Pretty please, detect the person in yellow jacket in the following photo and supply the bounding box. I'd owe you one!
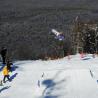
[2,65,11,83]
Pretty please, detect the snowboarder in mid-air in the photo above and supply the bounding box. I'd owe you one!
[0,47,7,64]
[51,29,65,41]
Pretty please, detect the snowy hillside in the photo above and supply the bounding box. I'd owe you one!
[0,54,98,98]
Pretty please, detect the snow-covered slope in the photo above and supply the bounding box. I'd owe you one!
[0,54,98,98]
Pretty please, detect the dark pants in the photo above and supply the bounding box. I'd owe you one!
[2,56,6,64]
[3,75,10,83]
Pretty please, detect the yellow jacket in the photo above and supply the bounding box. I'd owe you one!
[2,66,9,75]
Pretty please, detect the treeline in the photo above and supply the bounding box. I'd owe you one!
[0,8,98,60]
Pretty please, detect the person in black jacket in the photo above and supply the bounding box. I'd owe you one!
[6,60,12,72]
[0,47,7,64]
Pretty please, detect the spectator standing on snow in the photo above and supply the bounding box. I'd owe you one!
[0,47,7,64]
[6,60,12,72]
[2,64,11,83]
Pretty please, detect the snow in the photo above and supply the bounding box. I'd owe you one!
[0,54,98,98]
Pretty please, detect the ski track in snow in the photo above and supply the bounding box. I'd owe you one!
[0,54,98,98]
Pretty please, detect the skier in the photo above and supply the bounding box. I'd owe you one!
[2,64,11,83]
[0,47,7,64]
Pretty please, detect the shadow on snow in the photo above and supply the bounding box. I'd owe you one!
[11,66,19,72]
[0,86,11,93]
[5,73,18,83]
[10,73,18,81]
[41,71,67,98]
